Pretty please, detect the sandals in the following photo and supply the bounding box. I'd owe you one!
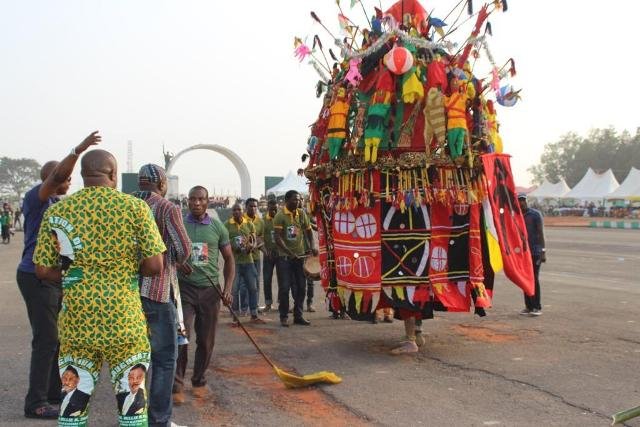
[390,340,419,355]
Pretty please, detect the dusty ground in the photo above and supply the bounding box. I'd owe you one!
[1,226,639,426]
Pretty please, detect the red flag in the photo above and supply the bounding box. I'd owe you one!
[480,154,534,296]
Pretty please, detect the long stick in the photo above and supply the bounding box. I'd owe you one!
[314,35,333,72]
[203,272,279,370]
[358,0,372,27]
[612,405,640,425]
[311,11,339,40]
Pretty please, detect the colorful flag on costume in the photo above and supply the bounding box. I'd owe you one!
[480,153,534,296]
[338,14,349,31]
[482,195,503,272]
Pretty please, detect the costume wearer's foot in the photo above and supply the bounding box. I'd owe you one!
[257,305,266,314]
[519,308,531,315]
[306,304,316,313]
[415,331,426,347]
[172,391,185,406]
[25,405,59,419]
[390,340,419,355]
[251,316,267,324]
[280,318,289,327]
[293,317,311,326]
[191,385,210,399]
[529,309,542,316]
[263,304,272,312]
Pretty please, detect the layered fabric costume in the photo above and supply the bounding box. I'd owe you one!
[298,0,528,323]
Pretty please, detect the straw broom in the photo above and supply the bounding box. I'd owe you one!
[201,271,342,388]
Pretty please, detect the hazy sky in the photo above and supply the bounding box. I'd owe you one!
[1,0,638,196]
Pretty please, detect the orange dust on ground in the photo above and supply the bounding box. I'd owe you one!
[451,323,523,343]
[214,355,368,427]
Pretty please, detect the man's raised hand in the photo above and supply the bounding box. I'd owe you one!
[75,131,102,155]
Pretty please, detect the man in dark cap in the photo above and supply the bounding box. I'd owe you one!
[518,193,546,316]
[133,164,191,427]
[16,131,100,419]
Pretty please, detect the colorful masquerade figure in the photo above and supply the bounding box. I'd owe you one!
[444,75,469,161]
[364,69,394,163]
[326,86,350,160]
[298,0,525,355]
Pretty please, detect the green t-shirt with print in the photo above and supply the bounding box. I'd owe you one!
[244,214,264,260]
[262,214,277,254]
[273,207,311,257]
[225,217,255,265]
[180,216,230,287]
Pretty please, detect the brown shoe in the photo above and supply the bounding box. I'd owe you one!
[172,391,185,406]
[191,385,210,399]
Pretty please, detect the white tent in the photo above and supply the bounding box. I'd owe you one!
[563,168,619,201]
[528,178,571,199]
[607,167,640,200]
[266,171,309,196]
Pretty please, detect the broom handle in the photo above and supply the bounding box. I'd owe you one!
[202,272,279,371]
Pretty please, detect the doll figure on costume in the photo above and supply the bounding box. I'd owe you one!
[444,75,469,161]
[485,100,503,153]
[364,69,394,163]
[326,86,350,159]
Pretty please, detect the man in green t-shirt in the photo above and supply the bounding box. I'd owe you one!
[173,186,234,404]
[226,203,264,324]
[244,197,265,312]
[273,190,318,327]
[261,199,279,311]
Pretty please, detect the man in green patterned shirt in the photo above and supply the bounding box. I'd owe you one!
[34,150,166,427]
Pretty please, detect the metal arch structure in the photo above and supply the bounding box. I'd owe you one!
[165,144,251,199]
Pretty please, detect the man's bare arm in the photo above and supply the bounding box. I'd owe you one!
[38,131,101,202]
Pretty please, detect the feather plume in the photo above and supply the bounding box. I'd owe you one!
[485,22,492,36]
[310,11,321,24]
[329,48,338,61]
[467,0,473,15]
[502,0,508,12]
[314,35,324,50]
[509,58,516,76]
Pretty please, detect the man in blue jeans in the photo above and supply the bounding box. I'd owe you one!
[134,164,192,427]
[261,199,279,312]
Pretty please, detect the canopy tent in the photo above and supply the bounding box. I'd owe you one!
[563,168,619,201]
[266,171,309,196]
[607,167,640,200]
[528,179,571,199]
